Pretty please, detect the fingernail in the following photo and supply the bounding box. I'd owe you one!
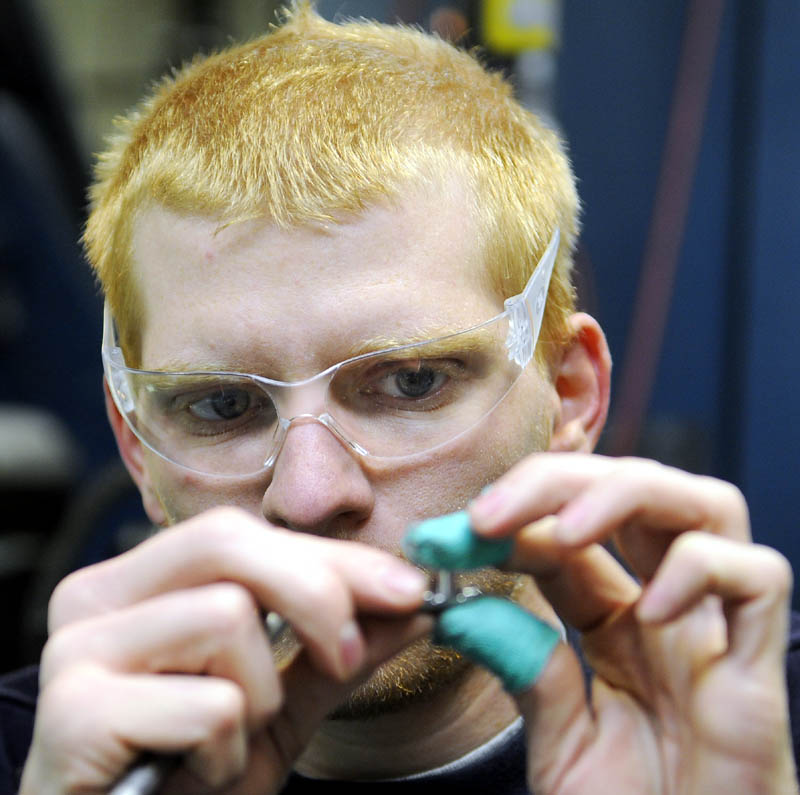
[379,563,428,597]
[339,620,364,676]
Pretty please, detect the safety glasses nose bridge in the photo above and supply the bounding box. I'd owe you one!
[256,372,371,470]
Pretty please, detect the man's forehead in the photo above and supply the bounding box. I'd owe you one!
[140,282,502,375]
[132,184,488,297]
[130,189,500,373]
[130,171,484,282]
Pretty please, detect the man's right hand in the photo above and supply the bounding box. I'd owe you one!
[19,506,431,794]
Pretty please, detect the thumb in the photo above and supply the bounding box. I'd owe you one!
[435,598,595,790]
[433,597,560,692]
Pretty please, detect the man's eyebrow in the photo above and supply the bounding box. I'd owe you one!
[141,357,262,374]
[141,326,503,375]
[344,325,502,360]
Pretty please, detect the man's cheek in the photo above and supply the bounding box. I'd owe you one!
[145,455,266,523]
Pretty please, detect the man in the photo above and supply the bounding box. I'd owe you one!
[2,4,798,793]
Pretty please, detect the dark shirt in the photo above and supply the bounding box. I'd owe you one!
[282,719,527,793]
[0,666,36,795]
[3,613,800,794]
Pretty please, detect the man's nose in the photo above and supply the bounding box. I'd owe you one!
[261,418,374,537]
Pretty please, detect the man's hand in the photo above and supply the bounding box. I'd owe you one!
[19,507,431,794]
[467,453,797,794]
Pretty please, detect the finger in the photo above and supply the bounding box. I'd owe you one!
[469,452,610,536]
[433,598,561,692]
[241,612,435,782]
[556,473,750,590]
[50,507,429,620]
[33,664,249,792]
[636,533,793,667]
[424,595,604,793]
[509,516,641,632]
[557,465,750,547]
[514,643,598,792]
[404,511,641,633]
[42,583,280,732]
[470,454,750,549]
[32,612,433,795]
[49,507,428,680]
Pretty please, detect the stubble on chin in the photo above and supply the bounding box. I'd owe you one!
[329,568,522,720]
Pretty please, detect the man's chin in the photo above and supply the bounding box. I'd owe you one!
[329,568,521,721]
[328,637,471,720]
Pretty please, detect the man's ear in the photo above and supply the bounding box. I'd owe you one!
[103,378,168,526]
[548,312,611,453]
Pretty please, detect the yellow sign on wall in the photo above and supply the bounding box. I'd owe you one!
[482,0,558,55]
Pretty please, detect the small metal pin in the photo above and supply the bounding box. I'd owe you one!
[421,570,482,614]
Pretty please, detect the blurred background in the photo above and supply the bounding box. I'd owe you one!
[1,0,798,673]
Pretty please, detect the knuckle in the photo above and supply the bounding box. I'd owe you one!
[617,455,662,475]
[203,583,260,638]
[48,569,99,630]
[39,627,77,684]
[671,529,706,556]
[758,547,794,598]
[39,620,108,687]
[191,505,259,545]
[204,681,247,737]
[667,531,710,572]
[608,457,666,497]
[38,663,108,733]
[258,682,285,724]
[295,564,349,619]
[617,454,647,468]
[47,575,75,621]
[706,478,749,523]
[205,504,250,523]
[718,478,747,510]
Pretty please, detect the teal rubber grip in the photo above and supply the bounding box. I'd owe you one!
[434,596,560,692]
[404,510,513,570]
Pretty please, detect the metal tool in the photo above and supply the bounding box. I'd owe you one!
[421,570,482,613]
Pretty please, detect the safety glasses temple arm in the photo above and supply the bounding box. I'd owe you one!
[503,227,560,367]
[101,300,125,365]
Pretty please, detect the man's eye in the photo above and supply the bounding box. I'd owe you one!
[187,389,253,420]
[383,366,445,398]
[366,359,467,404]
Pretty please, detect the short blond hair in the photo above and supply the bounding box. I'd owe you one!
[84,3,579,367]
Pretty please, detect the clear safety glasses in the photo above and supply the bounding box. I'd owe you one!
[103,229,559,478]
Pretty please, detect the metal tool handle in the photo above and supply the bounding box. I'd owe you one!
[109,754,179,795]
